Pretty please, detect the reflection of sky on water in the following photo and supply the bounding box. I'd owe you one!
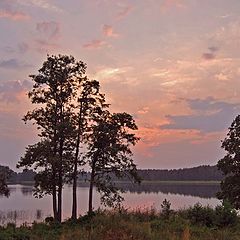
[0,184,221,225]
[122,192,220,211]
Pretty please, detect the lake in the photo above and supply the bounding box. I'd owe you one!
[0,182,221,225]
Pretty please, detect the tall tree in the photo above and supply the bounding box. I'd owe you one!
[86,111,140,213]
[71,79,108,220]
[18,55,86,222]
[217,115,240,209]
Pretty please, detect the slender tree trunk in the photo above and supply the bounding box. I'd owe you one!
[53,99,59,221]
[52,185,58,220]
[57,89,64,223]
[57,137,64,222]
[52,165,57,220]
[71,160,78,220]
[88,161,96,214]
[71,101,83,220]
[57,185,62,222]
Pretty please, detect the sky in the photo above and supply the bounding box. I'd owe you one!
[0,0,240,170]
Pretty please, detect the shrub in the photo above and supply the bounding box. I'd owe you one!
[214,201,238,227]
[185,203,215,227]
[160,199,174,220]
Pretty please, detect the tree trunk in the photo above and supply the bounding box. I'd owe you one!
[57,138,64,222]
[52,101,58,221]
[52,182,58,220]
[57,185,62,222]
[71,101,83,220]
[57,115,64,223]
[71,160,78,220]
[88,162,96,214]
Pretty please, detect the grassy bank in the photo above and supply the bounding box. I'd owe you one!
[0,203,239,240]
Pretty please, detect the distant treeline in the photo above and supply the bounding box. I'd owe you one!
[0,166,35,183]
[137,165,223,181]
[0,164,223,183]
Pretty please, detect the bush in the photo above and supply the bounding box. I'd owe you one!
[215,201,238,227]
[184,203,215,227]
[160,199,174,220]
[180,201,238,228]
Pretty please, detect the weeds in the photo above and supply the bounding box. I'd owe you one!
[0,202,239,240]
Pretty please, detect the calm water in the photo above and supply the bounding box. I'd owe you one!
[0,182,221,225]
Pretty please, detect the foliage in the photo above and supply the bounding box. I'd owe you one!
[17,54,140,221]
[17,54,88,222]
[86,111,140,212]
[179,202,238,228]
[160,199,173,219]
[0,166,13,197]
[214,200,238,227]
[217,115,240,209]
[138,165,223,181]
[183,203,215,227]
[1,207,240,240]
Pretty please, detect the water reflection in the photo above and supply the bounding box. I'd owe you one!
[117,182,220,199]
[21,186,33,196]
[76,181,220,199]
[0,182,220,226]
[0,210,43,226]
[6,182,221,199]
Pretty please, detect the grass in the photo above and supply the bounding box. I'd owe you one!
[0,204,239,240]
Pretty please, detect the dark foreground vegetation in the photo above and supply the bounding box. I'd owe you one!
[0,201,239,240]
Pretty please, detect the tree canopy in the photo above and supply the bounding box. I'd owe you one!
[86,110,140,213]
[217,115,240,209]
[17,54,139,221]
[0,165,13,197]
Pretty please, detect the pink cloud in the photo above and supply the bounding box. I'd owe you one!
[116,5,133,20]
[0,9,29,20]
[83,39,106,50]
[0,80,31,103]
[36,21,60,40]
[102,25,119,38]
[202,53,215,60]
[16,0,63,13]
[161,0,185,12]
[35,39,59,53]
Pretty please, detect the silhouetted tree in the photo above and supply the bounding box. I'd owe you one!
[86,111,140,213]
[18,55,86,222]
[0,166,12,197]
[217,115,240,209]
[71,79,108,220]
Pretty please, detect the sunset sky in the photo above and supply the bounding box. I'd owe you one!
[0,0,240,170]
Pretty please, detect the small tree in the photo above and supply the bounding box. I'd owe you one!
[86,111,140,213]
[217,115,240,209]
[161,199,172,219]
[0,166,12,197]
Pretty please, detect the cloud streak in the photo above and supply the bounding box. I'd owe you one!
[161,98,239,133]
[36,21,60,40]
[160,0,185,12]
[83,39,106,50]
[102,25,119,38]
[0,80,32,103]
[0,9,29,20]
[0,59,32,69]
[35,39,59,53]
[116,5,133,20]
[16,0,63,13]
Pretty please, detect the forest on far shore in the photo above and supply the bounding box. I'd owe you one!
[0,164,223,183]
